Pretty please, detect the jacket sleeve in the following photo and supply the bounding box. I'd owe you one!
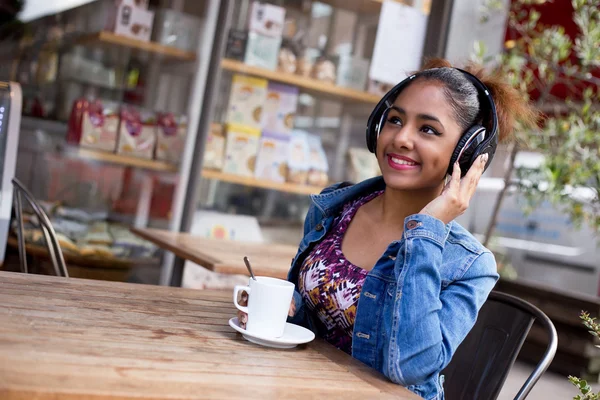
[385,214,499,386]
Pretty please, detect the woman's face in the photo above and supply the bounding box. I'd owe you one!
[376,79,464,191]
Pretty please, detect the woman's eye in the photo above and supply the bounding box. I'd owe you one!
[422,126,441,136]
[387,116,402,126]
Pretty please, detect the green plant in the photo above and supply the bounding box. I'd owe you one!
[474,0,600,247]
[569,312,600,399]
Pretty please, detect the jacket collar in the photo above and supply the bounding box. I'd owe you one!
[310,176,386,218]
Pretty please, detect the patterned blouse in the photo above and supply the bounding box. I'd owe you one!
[298,190,384,354]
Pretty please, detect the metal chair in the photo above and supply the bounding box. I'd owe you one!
[442,291,558,400]
[12,178,68,277]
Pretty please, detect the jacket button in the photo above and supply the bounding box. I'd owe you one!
[406,220,420,230]
[315,223,324,231]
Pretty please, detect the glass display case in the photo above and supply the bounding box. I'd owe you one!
[0,0,219,280]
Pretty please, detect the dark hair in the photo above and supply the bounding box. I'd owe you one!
[415,67,480,133]
[413,58,540,142]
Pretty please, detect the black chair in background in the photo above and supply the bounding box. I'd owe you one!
[12,178,69,277]
[442,291,558,400]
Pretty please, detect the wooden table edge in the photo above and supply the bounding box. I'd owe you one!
[130,227,221,269]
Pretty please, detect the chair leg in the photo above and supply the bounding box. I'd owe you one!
[13,190,27,274]
[41,226,61,277]
[48,232,68,278]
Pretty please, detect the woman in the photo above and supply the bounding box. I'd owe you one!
[239,58,538,400]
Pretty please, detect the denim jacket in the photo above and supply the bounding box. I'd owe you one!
[287,177,499,400]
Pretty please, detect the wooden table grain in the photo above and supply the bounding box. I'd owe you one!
[0,271,420,399]
[131,227,298,279]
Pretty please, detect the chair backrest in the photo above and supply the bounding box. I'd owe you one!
[442,291,557,400]
[12,178,68,277]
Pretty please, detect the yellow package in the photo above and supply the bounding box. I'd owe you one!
[226,74,268,130]
[222,124,261,177]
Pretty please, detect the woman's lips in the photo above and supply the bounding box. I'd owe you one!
[387,154,420,171]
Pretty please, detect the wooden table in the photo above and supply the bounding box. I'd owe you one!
[0,271,420,399]
[131,227,298,280]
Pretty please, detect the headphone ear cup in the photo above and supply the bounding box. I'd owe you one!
[447,125,486,176]
[366,104,389,153]
[366,122,377,153]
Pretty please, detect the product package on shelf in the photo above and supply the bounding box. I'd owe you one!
[225,29,248,61]
[336,55,370,91]
[107,0,155,42]
[261,82,298,135]
[152,9,201,51]
[117,106,156,159]
[255,131,289,183]
[67,97,120,152]
[243,1,285,70]
[204,123,226,170]
[244,32,282,71]
[156,112,187,164]
[286,130,310,185]
[348,147,382,183]
[223,124,261,177]
[306,133,329,187]
[226,74,268,130]
[248,1,286,38]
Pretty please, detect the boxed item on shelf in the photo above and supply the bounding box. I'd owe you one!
[222,124,261,177]
[117,106,156,159]
[255,131,289,183]
[336,55,370,91]
[225,29,248,61]
[305,133,329,187]
[67,98,120,152]
[286,130,310,185]
[244,31,281,71]
[261,82,298,134]
[348,147,382,183]
[155,112,187,164]
[248,1,286,38]
[311,57,337,83]
[152,9,201,51]
[278,46,296,74]
[226,74,268,130]
[204,123,226,170]
[108,0,155,42]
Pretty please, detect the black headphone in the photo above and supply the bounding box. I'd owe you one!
[366,68,499,177]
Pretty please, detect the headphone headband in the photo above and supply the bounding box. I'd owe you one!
[365,67,499,176]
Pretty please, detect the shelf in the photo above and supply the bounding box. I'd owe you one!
[70,148,178,173]
[76,32,197,62]
[220,58,381,104]
[201,169,324,196]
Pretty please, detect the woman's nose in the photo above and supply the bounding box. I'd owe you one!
[392,125,415,150]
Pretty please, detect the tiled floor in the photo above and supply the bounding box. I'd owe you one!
[498,361,579,399]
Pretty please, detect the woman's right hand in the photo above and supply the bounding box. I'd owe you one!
[237,292,297,330]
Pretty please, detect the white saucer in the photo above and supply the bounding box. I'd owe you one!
[228,317,315,349]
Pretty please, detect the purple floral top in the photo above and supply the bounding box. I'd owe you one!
[298,190,383,354]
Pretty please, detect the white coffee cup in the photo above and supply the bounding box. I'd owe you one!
[233,276,295,338]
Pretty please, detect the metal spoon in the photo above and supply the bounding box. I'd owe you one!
[243,256,257,281]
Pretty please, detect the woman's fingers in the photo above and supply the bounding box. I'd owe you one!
[461,154,488,198]
[443,161,461,194]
